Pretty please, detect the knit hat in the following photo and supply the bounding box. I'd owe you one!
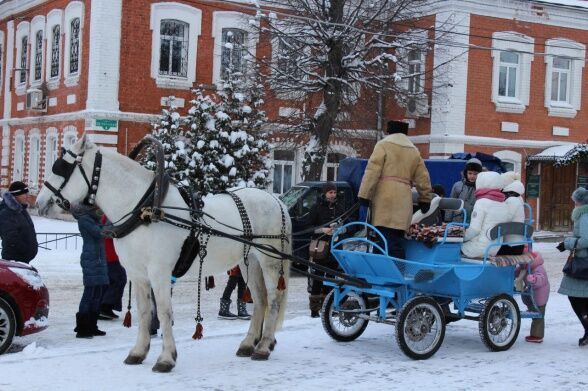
[386,120,409,135]
[572,187,588,205]
[503,180,525,196]
[322,181,337,194]
[8,181,28,196]
[464,158,483,173]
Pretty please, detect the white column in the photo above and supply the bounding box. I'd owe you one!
[429,10,471,157]
[86,0,122,111]
[2,21,15,187]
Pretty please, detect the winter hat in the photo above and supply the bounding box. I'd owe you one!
[464,158,483,173]
[572,187,588,205]
[501,171,520,188]
[386,120,409,135]
[8,181,28,196]
[475,171,503,190]
[322,181,337,194]
[503,180,525,196]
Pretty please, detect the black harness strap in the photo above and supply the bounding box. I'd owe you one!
[228,191,253,265]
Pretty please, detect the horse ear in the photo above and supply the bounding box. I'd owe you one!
[79,133,95,151]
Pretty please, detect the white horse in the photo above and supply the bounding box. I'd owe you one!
[36,135,291,372]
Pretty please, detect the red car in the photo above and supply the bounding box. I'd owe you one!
[0,259,49,354]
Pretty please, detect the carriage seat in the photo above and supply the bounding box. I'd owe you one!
[410,197,465,243]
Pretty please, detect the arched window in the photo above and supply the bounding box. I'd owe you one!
[50,25,60,78]
[159,19,189,77]
[69,17,80,74]
[45,131,59,178]
[28,134,41,190]
[13,135,25,181]
[34,30,43,81]
[20,36,28,84]
[221,28,247,79]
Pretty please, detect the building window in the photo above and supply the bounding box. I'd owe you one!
[20,36,28,84]
[550,57,570,103]
[13,136,25,181]
[221,28,247,79]
[45,134,58,178]
[272,149,295,194]
[276,38,301,78]
[69,18,80,74]
[34,30,43,81]
[408,49,422,94]
[50,25,60,78]
[28,136,40,189]
[62,127,77,149]
[158,19,189,78]
[498,51,519,98]
[323,153,346,181]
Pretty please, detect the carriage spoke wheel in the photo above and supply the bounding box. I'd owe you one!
[322,290,369,342]
[0,298,17,355]
[396,296,445,360]
[479,294,520,352]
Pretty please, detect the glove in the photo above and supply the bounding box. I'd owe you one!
[556,242,565,252]
[526,274,537,285]
[358,197,370,207]
[419,202,431,214]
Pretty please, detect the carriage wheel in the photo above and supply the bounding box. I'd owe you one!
[478,294,520,352]
[321,290,369,342]
[396,296,445,360]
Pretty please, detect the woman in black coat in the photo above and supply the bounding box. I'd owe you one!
[0,182,38,263]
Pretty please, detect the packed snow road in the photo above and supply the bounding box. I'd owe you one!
[0,217,586,390]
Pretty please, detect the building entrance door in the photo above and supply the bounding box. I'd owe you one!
[540,163,576,231]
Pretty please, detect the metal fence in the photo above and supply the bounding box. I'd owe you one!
[35,232,82,251]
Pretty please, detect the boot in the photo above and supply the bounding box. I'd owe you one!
[309,295,324,318]
[579,314,588,347]
[75,313,94,339]
[99,304,118,320]
[237,300,251,320]
[218,298,237,320]
[91,313,107,336]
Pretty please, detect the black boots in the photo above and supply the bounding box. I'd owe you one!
[237,300,251,320]
[74,312,106,338]
[218,298,237,320]
[579,314,588,347]
[309,295,324,318]
[99,304,119,320]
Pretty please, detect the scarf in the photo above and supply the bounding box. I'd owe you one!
[571,204,588,222]
[475,188,506,202]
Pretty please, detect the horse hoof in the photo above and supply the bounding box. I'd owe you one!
[251,351,270,361]
[236,346,254,357]
[269,339,277,351]
[152,361,174,373]
[124,355,144,365]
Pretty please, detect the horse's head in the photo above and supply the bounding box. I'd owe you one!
[36,134,99,217]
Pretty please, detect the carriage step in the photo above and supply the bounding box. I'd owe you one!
[520,311,543,319]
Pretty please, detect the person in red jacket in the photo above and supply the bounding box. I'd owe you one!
[99,215,128,320]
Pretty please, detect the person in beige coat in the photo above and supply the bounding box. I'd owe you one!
[358,120,433,258]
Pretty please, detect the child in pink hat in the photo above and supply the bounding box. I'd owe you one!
[516,251,550,343]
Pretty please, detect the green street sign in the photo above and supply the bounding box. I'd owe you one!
[526,175,540,198]
[96,119,118,130]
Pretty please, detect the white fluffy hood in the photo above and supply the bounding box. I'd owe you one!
[503,180,525,195]
[475,171,504,190]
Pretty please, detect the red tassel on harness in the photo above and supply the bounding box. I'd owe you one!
[277,275,286,291]
[123,310,132,328]
[192,322,203,340]
[242,287,252,303]
[205,276,215,290]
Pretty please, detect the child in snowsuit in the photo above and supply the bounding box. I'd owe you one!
[516,251,550,343]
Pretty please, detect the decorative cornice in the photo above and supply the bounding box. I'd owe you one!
[410,134,577,149]
[0,110,158,126]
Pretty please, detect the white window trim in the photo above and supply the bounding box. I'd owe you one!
[150,2,202,90]
[395,29,429,117]
[15,21,30,95]
[491,32,534,114]
[271,148,296,194]
[64,1,84,87]
[544,38,585,118]
[211,11,259,86]
[320,144,357,181]
[45,9,63,90]
[62,125,78,148]
[29,15,45,87]
[28,129,41,192]
[493,150,522,175]
[13,130,25,182]
[44,127,58,179]
[0,30,4,94]
[270,34,309,101]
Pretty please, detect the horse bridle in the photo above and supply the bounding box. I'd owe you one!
[43,148,103,211]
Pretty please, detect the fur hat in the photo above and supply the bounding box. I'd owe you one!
[464,158,483,174]
[572,187,588,205]
[386,120,409,135]
[503,180,525,196]
[322,181,337,194]
[8,181,28,196]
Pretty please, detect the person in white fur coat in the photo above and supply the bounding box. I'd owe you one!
[461,171,511,258]
[498,172,527,255]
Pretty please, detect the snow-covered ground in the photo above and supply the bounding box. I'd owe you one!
[1,216,587,390]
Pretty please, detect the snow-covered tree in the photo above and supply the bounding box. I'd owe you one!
[252,0,452,180]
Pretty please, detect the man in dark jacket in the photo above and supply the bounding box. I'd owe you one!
[308,182,345,317]
[445,158,483,223]
[0,181,38,263]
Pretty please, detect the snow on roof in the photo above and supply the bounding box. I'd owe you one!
[529,144,578,160]
[533,0,588,10]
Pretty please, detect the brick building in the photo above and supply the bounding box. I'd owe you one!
[0,0,587,229]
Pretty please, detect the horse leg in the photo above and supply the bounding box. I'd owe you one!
[150,276,176,373]
[124,280,152,365]
[251,257,289,361]
[236,259,267,357]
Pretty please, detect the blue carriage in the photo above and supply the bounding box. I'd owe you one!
[321,198,541,360]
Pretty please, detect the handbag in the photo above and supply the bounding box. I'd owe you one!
[563,248,588,280]
[309,239,330,260]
